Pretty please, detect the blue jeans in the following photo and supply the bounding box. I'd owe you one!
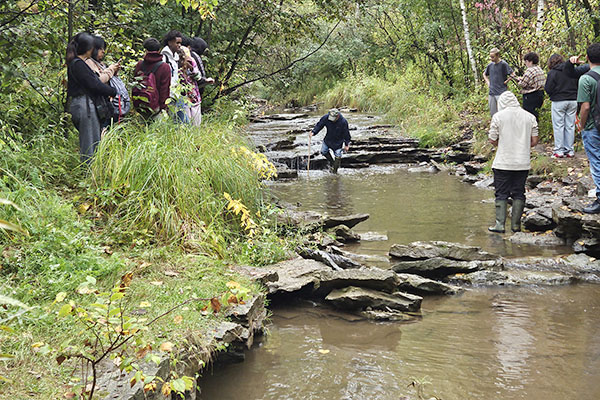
[321,142,343,158]
[583,127,600,197]
[551,100,577,156]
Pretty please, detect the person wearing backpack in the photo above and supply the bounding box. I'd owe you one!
[66,32,117,164]
[577,43,600,214]
[87,35,130,125]
[133,38,171,118]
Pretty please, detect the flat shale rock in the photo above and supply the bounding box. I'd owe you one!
[389,241,497,261]
[395,273,464,295]
[325,286,422,312]
[391,257,502,278]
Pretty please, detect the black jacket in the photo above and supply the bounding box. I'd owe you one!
[67,57,116,98]
[564,60,590,79]
[544,62,578,102]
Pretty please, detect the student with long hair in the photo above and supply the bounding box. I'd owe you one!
[86,36,121,83]
[66,32,116,164]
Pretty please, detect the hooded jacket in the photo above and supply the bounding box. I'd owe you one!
[160,45,180,97]
[133,52,172,110]
[311,113,351,150]
[545,62,579,102]
[489,91,538,171]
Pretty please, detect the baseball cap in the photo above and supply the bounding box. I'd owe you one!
[328,108,340,121]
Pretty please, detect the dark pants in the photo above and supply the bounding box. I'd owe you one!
[493,169,529,201]
[522,90,544,121]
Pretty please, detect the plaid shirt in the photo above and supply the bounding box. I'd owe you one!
[518,66,546,94]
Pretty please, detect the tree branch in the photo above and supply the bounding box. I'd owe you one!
[217,20,342,98]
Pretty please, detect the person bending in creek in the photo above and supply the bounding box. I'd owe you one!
[488,91,539,233]
[310,108,351,174]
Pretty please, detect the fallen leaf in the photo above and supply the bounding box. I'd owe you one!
[63,392,76,399]
[159,342,174,352]
[227,295,238,304]
[164,270,179,277]
[77,203,91,214]
[120,271,133,290]
[318,349,330,354]
[139,301,151,308]
[173,315,183,324]
[150,281,163,286]
[226,281,241,289]
[210,298,221,313]
[103,246,113,255]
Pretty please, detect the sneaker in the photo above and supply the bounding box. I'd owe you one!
[583,200,600,214]
[565,153,575,158]
[551,153,564,159]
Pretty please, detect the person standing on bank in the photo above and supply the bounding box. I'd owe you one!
[488,91,539,233]
[544,54,579,158]
[483,48,515,116]
[576,43,600,214]
[310,109,351,174]
[510,52,546,121]
[66,32,117,164]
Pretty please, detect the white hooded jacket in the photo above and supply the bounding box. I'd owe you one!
[489,91,538,171]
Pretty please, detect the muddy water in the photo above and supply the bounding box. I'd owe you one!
[198,114,599,399]
[199,285,600,400]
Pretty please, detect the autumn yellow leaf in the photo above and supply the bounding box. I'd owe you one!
[173,315,183,324]
[150,281,163,286]
[161,382,172,396]
[226,281,240,289]
[139,301,151,308]
[318,349,330,354]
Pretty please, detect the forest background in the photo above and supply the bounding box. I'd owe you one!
[1,0,599,398]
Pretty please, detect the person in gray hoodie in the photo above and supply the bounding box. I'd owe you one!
[488,91,539,233]
[545,54,579,158]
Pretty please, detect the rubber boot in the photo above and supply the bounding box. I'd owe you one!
[511,199,525,232]
[332,157,341,174]
[488,200,507,233]
[324,152,334,170]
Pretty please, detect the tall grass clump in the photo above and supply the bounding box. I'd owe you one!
[89,116,268,249]
[320,64,473,147]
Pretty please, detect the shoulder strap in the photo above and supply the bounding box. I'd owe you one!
[586,70,600,82]
[149,61,163,75]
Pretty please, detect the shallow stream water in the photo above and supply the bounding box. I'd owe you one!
[198,114,600,399]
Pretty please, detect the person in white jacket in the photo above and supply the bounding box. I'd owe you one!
[488,91,539,233]
[160,30,188,123]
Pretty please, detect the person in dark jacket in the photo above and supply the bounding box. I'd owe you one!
[66,32,117,164]
[564,55,591,79]
[133,38,172,115]
[189,37,215,91]
[310,109,351,174]
[545,54,579,158]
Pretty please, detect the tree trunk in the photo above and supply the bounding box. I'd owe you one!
[458,0,479,87]
[562,0,576,50]
[536,0,545,35]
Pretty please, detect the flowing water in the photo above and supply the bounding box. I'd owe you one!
[198,113,600,399]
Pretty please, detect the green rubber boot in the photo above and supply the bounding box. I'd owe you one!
[488,200,507,233]
[332,157,341,174]
[511,199,525,232]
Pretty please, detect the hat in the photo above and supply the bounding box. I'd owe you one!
[328,108,340,121]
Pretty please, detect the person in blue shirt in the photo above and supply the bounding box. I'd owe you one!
[310,109,351,174]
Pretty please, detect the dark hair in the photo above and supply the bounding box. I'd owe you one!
[547,54,564,70]
[190,37,208,56]
[162,30,182,47]
[523,52,539,65]
[66,32,94,64]
[587,43,600,64]
[181,36,191,47]
[91,35,106,61]
[143,38,161,52]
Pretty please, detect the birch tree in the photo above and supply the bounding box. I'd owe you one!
[458,0,479,86]
[536,0,545,34]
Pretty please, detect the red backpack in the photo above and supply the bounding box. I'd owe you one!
[132,60,164,116]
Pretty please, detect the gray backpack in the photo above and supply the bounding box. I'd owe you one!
[109,75,131,121]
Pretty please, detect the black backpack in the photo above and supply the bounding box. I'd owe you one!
[585,70,600,130]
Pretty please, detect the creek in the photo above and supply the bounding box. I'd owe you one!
[198,112,600,399]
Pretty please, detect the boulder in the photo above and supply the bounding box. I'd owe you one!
[389,241,497,261]
[328,224,361,242]
[225,294,267,348]
[522,210,555,232]
[328,245,390,264]
[508,232,566,247]
[395,273,464,295]
[317,267,400,294]
[265,258,330,295]
[359,231,389,241]
[526,175,544,189]
[473,177,494,189]
[391,257,502,278]
[463,161,484,175]
[552,203,583,240]
[325,286,422,312]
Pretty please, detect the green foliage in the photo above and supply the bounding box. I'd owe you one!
[88,113,270,249]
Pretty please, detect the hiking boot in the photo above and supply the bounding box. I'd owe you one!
[511,199,525,232]
[584,199,600,214]
[488,199,507,233]
[332,157,341,174]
